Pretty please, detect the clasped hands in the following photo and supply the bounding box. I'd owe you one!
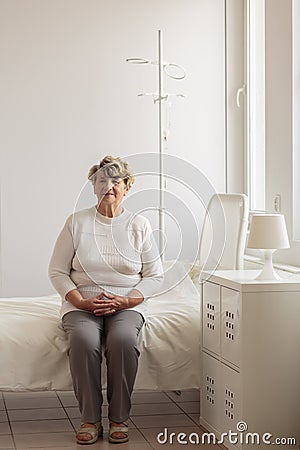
[81,292,129,316]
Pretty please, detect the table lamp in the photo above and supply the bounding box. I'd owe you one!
[247,214,290,280]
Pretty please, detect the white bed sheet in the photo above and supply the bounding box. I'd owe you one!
[0,261,201,391]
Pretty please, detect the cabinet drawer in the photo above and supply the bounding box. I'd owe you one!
[203,282,221,355]
[201,352,222,432]
[220,362,241,437]
[221,287,241,367]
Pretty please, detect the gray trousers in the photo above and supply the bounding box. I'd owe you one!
[62,310,144,424]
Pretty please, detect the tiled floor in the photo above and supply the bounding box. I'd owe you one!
[0,389,221,449]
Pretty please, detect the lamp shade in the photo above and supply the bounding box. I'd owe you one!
[247,214,290,249]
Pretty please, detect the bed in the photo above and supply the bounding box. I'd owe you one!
[0,260,201,392]
[0,193,248,393]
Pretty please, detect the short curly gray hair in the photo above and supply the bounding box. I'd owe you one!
[88,155,135,188]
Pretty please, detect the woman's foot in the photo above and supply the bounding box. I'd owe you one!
[76,422,102,444]
[109,422,129,443]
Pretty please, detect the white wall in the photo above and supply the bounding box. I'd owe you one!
[0,0,226,296]
[293,0,300,242]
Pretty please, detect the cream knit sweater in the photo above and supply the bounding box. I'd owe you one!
[48,206,164,319]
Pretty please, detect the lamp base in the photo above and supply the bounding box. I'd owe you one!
[255,249,282,281]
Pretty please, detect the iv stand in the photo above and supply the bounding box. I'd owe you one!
[158,30,165,261]
[126,30,186,260]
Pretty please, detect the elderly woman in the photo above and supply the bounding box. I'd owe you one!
[49,155,163,445]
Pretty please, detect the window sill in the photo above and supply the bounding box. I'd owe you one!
[244,254,300,274]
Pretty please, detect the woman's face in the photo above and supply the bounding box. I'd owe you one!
[94,174,129,207]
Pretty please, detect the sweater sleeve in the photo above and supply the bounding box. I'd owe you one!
[133,219,164,299]
[48,215,78,299]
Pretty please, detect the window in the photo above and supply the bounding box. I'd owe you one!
[247,0,266,212]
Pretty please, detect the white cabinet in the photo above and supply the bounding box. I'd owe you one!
[200,270,300,450]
